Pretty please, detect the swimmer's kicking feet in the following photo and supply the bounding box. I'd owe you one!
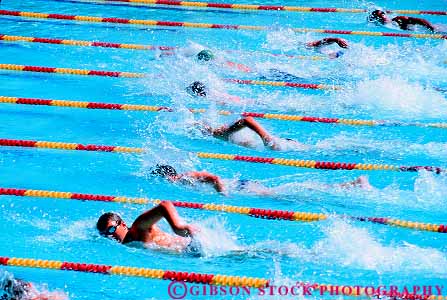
[199,116,305,151]
[150,165,373,196]
[97,202,199,254]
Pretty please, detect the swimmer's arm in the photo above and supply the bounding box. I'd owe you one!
[212,117,273,146]
[306,38,348,49]
[410,17,435,31]
[185,171,226,193]
[131,201,194,237]
[393,16,435,31]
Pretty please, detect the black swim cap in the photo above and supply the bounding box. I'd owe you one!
[186,81,207,97]
[197,50,214,62]
[1,277,30,300]
[368,10,386,24]
[151,164,178,178]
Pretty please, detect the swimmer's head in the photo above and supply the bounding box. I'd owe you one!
[151,164,178,178]
[97,212,127,242]
[186,81,207,97]
[368,9,387,24]
[197,50,214,62]
[1,276,31,300]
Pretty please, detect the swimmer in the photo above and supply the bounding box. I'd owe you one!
[306,37,348,59]
[0,270,67,300]
[196,49,252,73]
[97,202,199,254]
[186,81,243,104]
[196,49,314,83]
[200,116,306,151]
[151,164,227,194]
[252,38,349,82]
[161,45,252,73]
[150,164,373,196]
[368,9,436,32]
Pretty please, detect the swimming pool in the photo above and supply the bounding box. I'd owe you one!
[0,0,446,298]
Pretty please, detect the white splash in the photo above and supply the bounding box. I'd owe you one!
[35,219,92,243]
[338,76,447,119]
[193,217,243,257]
[414,170,447,208]
[314,219,447,274]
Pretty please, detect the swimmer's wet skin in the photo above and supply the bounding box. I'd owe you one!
[306,38,349,49]
[150,164,373,196]
[209,117,298,151]
[151,165,227,194]
[97,202,197,253]
[368,9,436,32]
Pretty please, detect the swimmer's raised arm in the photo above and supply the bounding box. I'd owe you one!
[212,117,274,146]
[306,38,349,49]
[184,171,226,193]
[130,201,194,237]
[392,16,435,32]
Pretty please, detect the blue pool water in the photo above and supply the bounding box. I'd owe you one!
[0,0,447,299]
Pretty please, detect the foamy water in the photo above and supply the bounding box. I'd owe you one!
[337,77,447,119]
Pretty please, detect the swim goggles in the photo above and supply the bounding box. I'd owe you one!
[104,219,121,236]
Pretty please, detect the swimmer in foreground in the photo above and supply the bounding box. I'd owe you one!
[150,164,373,196]
[97,202,199,254]
[0,270,67,300]
[368,9,436,32]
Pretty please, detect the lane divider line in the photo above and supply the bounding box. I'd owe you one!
[0,138,443,174]
[0,63,338,90]
[1,96,446,129]
[1,187,445,233]
[1,10,446,40]
[0,33,326,61]
[1,255,434,298]
[89,0,447,16]
[0,256,268,287]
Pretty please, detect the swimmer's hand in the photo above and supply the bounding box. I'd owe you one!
[186,171,226,194]
[174,226,192,237]
[333,38,348,48]
[174,224,199,237]
[191,121,213,135]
